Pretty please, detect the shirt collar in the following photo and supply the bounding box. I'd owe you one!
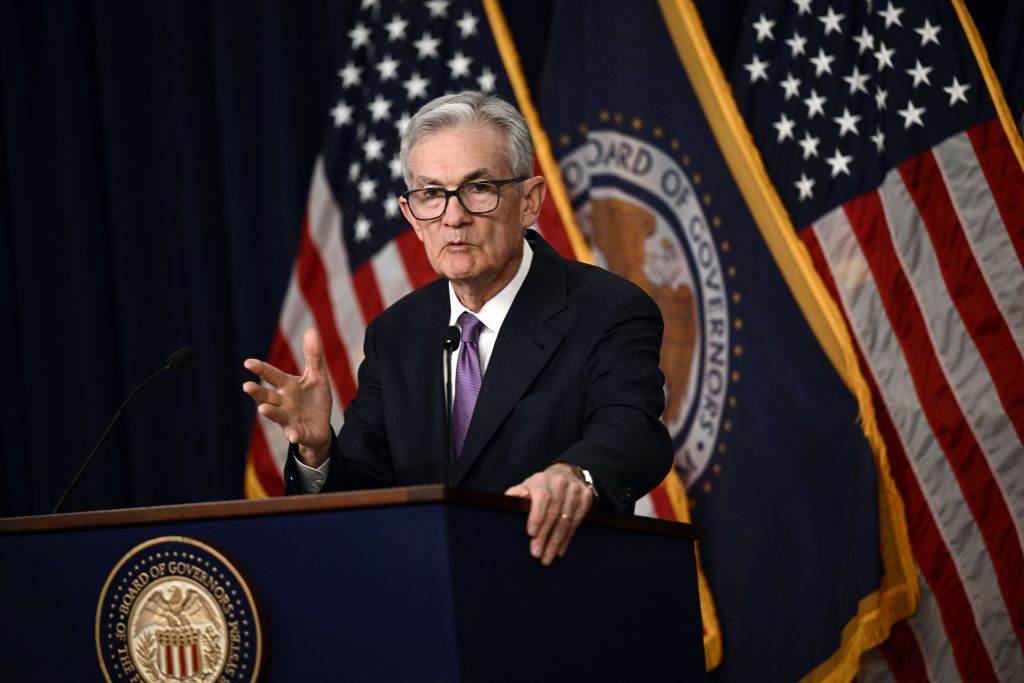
[448,237,533,334]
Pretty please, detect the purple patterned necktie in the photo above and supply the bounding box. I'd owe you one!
[452,312,483,458]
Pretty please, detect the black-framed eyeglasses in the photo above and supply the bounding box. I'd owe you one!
[400,177,527,220]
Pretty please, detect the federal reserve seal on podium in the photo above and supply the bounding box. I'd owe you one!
[96,536,262,682]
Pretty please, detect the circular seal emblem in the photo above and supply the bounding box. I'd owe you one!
[559,127,735,486]
[96,536,262,683]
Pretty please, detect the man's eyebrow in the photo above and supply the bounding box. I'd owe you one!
[413,168,495,188]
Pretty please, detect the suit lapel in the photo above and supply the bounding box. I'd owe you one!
[398,282,450,484]
[455,233,567,483]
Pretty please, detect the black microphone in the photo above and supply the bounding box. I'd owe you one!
[51,347,195,514]
[442,326,461,487]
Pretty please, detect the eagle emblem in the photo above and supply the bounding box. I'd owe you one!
[97,536,261,683]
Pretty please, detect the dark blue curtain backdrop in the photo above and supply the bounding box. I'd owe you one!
[0,1,1017,517]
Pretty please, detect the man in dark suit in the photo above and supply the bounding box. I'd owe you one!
[243,91,672,565]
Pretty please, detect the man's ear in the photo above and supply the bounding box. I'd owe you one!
[399,196,425,242]
[519,176,547,228]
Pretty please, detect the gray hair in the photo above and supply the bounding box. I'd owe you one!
[399,90,534,188]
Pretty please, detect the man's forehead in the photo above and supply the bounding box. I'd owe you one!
[408,122,510,183]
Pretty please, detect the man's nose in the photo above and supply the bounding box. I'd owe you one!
[442,193,470,226]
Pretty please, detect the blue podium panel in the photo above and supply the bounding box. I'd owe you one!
[0,487,704,681]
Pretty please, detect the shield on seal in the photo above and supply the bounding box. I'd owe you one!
[156,627,202,679]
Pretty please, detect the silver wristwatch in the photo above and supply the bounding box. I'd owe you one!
[563,463,598,501]
[580,467,599,501]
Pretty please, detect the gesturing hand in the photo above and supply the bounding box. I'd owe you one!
[242,328,333,468]
[505,463,595,566]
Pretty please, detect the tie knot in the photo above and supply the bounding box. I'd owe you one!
[458,312,483,344]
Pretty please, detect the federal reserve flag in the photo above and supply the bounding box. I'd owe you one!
[537,1,916,680]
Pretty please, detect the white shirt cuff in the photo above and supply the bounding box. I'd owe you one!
[293,455,330,493]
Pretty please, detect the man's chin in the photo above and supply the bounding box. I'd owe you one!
[439,255,485,282]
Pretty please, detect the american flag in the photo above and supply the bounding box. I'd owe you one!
[732,0,1024,680]
[243,0,575,498]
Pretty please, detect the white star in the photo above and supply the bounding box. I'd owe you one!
[804,88,827,118]
[414,32,441,59]
[377,54,400,81]
[943,76,970,105]
[879,1,905,29]
[785,31,807,57]
[394,112,412,136]
[825,148,854,177]
[897,100,926,128]
[843,66,871,95]
[368,95,392,122]
[780,72,802,100]
[338,61,363,88]
[773,112,796,142]
[384,14,408,42]
[753,13,776,42]
[388,155,403,181]
[477,67,497,93]
[875,86,889,110]
[348,161,361,182]
[795,173,815,201]
[403,72,430,100]
[871,127,885,152]
[353,215,372,242]
[874,42,896,71]
[793,0,812,16]
[330,101,353,127]
[348,22,371,49]
[744,54,770,83]
[357,178,378,202]
[383,196,400,218]
[798,131,820,159]
[363,134,385,161]
[447,51,473,78]
[818,7,845,36]
[853,27,875,54]
[810,48,835,77]
[425,0,450,18]
[906,60,933,88]
[915,18,942,46]
[456,11,479,38]
[833,107,862,137]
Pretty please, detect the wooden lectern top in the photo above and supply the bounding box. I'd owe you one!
[0,484,703,540]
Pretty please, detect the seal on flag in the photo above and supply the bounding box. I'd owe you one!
[96,536,261,683]
[558,122,738,486]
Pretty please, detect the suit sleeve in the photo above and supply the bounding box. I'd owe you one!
[283,317,397,494]
[558,285,674,512]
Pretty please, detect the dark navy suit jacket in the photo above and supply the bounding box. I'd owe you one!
[285,230,673,512]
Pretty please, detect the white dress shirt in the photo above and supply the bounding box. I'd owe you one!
[295,239,534,492]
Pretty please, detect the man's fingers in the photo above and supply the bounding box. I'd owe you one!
[256,403,290,428]
[542,511,575,565]
[241,381,279,407]
[302,328,325,375]
[504,484,530,499]
[557,488,592,559]
[525,478,551,538]
[244,357,290,388]
[543,486,583,565]
[530,478,568,560]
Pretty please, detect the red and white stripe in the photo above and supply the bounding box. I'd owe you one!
[804,118,1024,681]
[247,159,361,496]
[158,641,200,678]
